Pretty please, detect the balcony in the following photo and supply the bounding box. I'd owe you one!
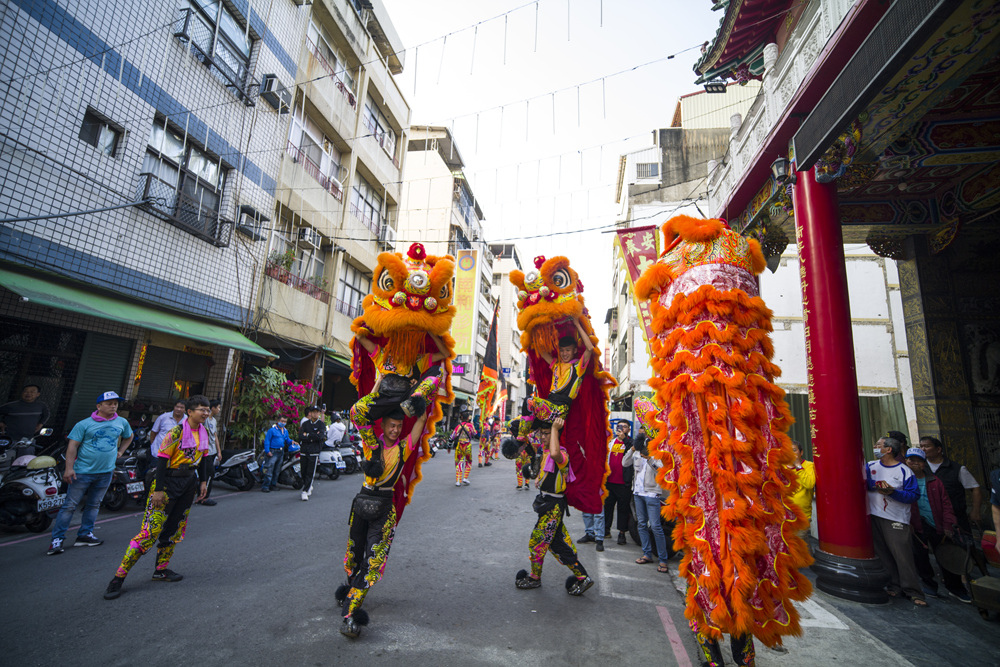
[349,202,383,238]
[305,36,357,109]
[135,173,233,247]
[285,141,344,201]
[334,298,362,319]
[361,114,400,169]
[264,262,331,304]
[174,7,257,106]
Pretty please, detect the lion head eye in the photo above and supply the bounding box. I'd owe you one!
[377,271,394,292]
[550,269,571,290]
[439,283,451,300]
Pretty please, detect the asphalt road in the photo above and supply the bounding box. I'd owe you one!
[0,448,699,666]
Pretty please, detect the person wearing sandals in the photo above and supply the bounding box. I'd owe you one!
[515,418,594,596]
[625,434,671,573]
[866,435,926,607]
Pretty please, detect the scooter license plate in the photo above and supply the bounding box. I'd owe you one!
[293,463,301,473]
[37,494,65,511]
[247,461,259,472]
[336,461,346,469]
[126,481,144,494]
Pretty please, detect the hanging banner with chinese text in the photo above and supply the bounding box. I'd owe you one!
[452,249,479,355]
[614,225,659,355]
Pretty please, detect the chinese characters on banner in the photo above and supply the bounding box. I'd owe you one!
[452,249,479,355]
[614,225,660,355]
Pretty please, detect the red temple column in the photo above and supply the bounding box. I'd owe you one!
[793,166,888,603]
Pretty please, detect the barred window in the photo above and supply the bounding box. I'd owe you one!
[636,162,659,179]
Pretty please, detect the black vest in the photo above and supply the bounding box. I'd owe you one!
[933,458,968,528]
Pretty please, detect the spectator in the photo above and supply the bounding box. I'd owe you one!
[47,391,133,555]
[867,436,925,606]
[789,442,816,536]
[327,412,346,448]
[604,421,634,546]
[625,435,669,572]
[298,405,327,501]
[577,512,605,550]
[196,399,222,506]
[150,401,186,456]
[919,436,982,532]
[904,447,968,601]
[261,417,294,493]
[0,384,51,455]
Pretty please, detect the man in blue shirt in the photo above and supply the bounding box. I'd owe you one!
[261,417,295,493]
[48,391,133,555]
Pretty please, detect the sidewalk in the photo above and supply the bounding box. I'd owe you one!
[663,557,1000,666]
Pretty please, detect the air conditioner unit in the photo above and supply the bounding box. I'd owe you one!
[260,74,291,114]
[379,224,397,250]
[297,227,322,249]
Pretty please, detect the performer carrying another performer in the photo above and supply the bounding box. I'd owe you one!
[336,403,431,638]
[519,317,593,438]
[452,411,475,486]
[515,417,593,596]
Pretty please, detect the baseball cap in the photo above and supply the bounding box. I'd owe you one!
[905,447,926,460]
[96,391,121,404]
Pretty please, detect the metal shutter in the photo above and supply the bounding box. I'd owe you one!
[65,332,134,426]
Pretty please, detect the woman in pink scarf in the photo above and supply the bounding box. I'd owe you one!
[104,395,211,600]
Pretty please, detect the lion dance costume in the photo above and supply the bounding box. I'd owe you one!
[508,256,615,593]
[634,216,812,666]
[338,243,455,637]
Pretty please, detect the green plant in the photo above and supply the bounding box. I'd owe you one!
[268,248,295,271]
[230,367,314,451]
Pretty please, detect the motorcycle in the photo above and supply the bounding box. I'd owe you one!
[102,453,145,511]
[0,429,64,532]
[317,444,345,480]
[213,449,257,491]
[429,434,446,457]
[337,435,361,475]
[256,444,303,489]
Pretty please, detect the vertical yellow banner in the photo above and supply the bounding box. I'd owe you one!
[452,249,479,355]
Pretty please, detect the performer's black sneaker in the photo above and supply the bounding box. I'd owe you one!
[577,534,595,544]
[566,576,594,596]
[152,569,183,582]
[484,462,492,467]
[104,577,124,600]
[478,463,483,468]
[400,395,426,417]
[515,569,541,589]
[340,617,361,638]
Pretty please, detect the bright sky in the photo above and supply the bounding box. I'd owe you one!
[383,0,720,329]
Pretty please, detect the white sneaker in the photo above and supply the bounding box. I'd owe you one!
[306,486,313,497]
[462,479,470,486]
[455,481,461,486]
[301,491,308,501]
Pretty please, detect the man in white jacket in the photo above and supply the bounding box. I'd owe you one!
[625,437,672,572]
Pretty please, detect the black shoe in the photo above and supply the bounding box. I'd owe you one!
[74,533,103,547]
[197,499,217,506]
[340,617,361,638]
[596,541,604,552]
[515,576,542,590]
[617,532,627,545]
[47,538,65,555]
[400,395,426,417]
[478,463,483,468]
[152,569,183,582]
[566,575,594,596]
[577,534,596,544]
[484,462,492,467]
[104,576,124,600]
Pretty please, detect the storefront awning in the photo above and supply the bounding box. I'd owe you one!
[323,345,352,373]
[452,389,475,403]
[0,269,275,358]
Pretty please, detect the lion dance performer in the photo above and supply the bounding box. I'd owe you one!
[634,215,812,666]
[451,410,475,486]
[508,255,615,594]
[338,242,455,638]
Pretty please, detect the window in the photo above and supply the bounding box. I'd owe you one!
[294,247,326,285]
[337,264,370,318]
[362,95,397,163]
[636,162,660,179]
[349,176,384,236]
[138,119,229,244]
[478,314,490,340]
[287,102,346,199]
[306,21,356,101]
[79,109,122,156]
[177,0,254,101]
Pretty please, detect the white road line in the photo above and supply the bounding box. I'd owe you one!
[608,591,666,605]
[795,597,849,629]
[602,572,650,583]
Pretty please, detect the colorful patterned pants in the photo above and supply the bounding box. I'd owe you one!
[342,493,397,618]
[515,451,530,486]
[455,441,471,482]
[115,477,196,578]
[527,396,570,425]
[691,621,756,667]
[478,440,491,466]
[351,369,441,452]
[528,494,587,579]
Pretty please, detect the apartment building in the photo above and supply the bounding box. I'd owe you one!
[0,0,301,431]
[397,126,495,415]
[254,0,410,412]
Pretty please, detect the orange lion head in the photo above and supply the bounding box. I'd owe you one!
[509,255,586,350]
[354,243,455,337]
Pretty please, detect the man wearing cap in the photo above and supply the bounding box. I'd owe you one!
[47,391,133,555]
[298,405,327,501]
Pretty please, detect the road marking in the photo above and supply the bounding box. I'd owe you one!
[608,591,667,605]
[602,572,650,584]
[657,605,693,667]
[795,597,848,629]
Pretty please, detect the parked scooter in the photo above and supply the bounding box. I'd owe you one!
[213,449,257,491]
[256,444,304,489]
[337,434,361,475]
[317,444,345,480]
[0,429,64,532]
[102,453,145,511]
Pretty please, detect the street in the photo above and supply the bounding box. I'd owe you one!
[1,450,997,666]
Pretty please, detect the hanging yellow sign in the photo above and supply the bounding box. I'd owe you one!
[452,249,479,355]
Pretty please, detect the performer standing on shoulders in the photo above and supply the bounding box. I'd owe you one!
[515,417,593,596]
[519,317,593,439]
[337,403,431,638]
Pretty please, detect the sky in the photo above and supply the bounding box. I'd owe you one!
[382,0,721,332]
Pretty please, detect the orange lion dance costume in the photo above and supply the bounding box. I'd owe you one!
[634,215,812,665]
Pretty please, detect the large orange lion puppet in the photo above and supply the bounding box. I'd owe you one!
[634,215,811,661]
[509,255,616,513]
[349,242,456,519]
